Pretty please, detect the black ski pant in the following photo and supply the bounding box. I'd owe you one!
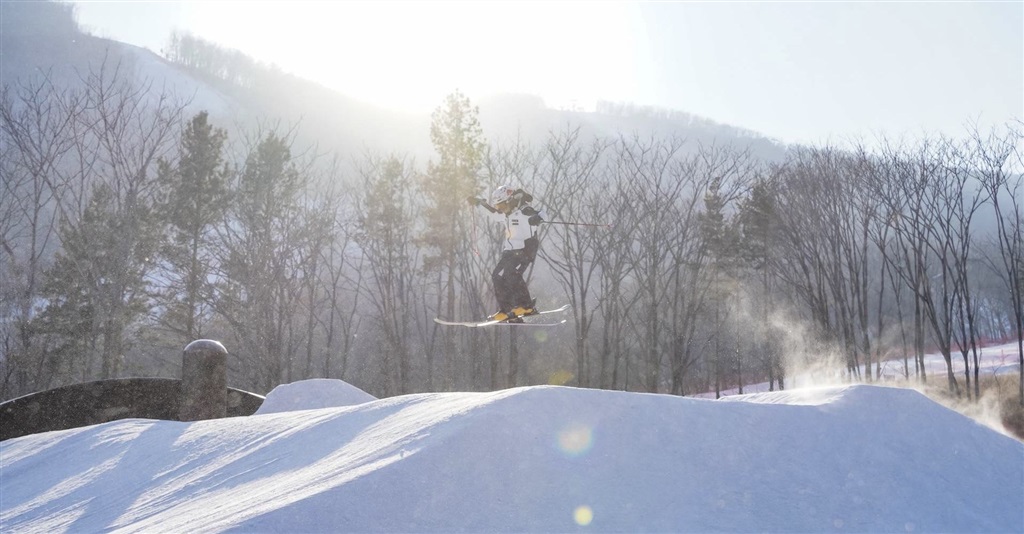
[492,248,534,312]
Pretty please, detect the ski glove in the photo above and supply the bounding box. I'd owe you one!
[468,196,499,213]
[522,206,544,225]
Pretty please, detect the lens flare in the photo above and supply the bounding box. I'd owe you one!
[548,369,573,385]
[557,423,593,456]
[574,505,593,526]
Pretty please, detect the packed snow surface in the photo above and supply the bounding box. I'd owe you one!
[1,382,1022,533]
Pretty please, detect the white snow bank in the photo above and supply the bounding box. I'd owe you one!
[1,384,1021,533]
[255,378,376,414]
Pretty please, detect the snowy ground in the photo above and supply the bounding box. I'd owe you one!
[704,341,1023,397]
[2,376,1022,532]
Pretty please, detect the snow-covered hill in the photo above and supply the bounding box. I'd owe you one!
[2,381,1021,533]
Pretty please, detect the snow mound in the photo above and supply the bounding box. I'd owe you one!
[255,378,376,414]
[1,384,1021,533]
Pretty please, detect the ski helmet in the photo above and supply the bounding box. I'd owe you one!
[491,184,517,205]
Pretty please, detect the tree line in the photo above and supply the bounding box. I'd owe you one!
[1,62,1021,403]
[163,31,281,90]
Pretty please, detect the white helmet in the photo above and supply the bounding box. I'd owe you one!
[491,184,517,205]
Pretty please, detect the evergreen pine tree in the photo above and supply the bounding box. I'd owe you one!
[356,154,418,394]
[34,183,156,380]
[156,111,229,341]
[737,178,780,271]
[699,176,741,397]
[217,131,308,391]
[420,91,486,387]
[421,90,485,275]
[737,177,785,389]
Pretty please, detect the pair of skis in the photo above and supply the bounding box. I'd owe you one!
[434,304,570,328]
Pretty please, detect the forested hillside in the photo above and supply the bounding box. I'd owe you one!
[1,1,1020,408]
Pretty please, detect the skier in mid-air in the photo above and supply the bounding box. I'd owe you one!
[467,185,545,322]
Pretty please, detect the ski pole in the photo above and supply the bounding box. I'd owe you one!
[541,220,613,229]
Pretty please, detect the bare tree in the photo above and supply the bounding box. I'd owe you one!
[774,150,843,368]
[50,60,186,380]
[972,124,1024,404]
[316,176,362,382]
[214,126,317,392]
[928,138,987,400]
[875,137,972,395]
[0,74,81,396]
[355,152,423,395]
[593,174,642,389]
[295,186,340,382]
[775,146,883,381]
[534,126,609,387]
[616,134,688,392]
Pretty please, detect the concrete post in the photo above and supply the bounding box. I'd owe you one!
[179,339,227,421]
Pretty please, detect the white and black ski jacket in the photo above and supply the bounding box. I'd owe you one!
[488,205,544,251]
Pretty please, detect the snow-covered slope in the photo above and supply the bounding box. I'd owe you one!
[1,383,1021,533]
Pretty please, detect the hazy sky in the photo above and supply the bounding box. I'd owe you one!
[71,1,1022,146]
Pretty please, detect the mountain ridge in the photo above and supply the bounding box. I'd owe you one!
[1,1,788,163]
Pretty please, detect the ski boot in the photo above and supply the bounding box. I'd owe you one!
[509,299,538,321]
[488,309,513,322]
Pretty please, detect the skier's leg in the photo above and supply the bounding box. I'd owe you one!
[510,257,536,314]
[491,253,518,313]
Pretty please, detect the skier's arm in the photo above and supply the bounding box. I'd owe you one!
[512,189,533,203]
[466,196,498,214]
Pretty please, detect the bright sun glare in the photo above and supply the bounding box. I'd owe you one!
[187,1,642,113]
